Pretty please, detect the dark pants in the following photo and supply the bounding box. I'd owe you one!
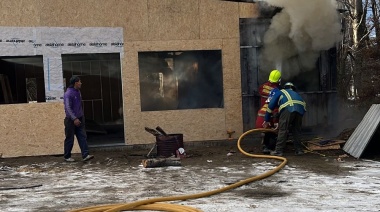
[263,133,277,150]
[275,110,303,153]
[64,117,89,159]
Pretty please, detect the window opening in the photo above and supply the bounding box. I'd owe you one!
[0,56,45,104]
[138,50,224,111]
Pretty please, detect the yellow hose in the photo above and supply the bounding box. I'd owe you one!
[68,128,287,212]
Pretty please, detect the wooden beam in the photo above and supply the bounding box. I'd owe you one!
[142,158,181,168]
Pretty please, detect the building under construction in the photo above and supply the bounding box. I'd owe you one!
[0,0,342,158]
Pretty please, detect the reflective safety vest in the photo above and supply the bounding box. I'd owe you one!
[256,103,279,128]
[258,81,280,107]
[265,89,306,122]
[257,103,279,117]
[257,103,268,117]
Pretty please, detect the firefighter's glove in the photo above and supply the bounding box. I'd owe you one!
[262,121,271,129]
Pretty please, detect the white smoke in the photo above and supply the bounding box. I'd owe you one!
[260,0,342,81]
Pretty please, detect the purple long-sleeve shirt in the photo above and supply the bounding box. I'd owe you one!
[64,87,84,120]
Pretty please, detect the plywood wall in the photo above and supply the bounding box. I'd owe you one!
[0,103,80,158]
[0,0,260,157]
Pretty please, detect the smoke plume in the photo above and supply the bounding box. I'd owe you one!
[260,0,342,82]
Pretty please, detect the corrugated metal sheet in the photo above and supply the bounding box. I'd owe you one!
[343,104,380,158]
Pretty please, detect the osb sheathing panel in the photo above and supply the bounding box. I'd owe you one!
[147,0,200,41]
[0,0,41,26]
[39,0,149,41]
[0,103,80,158]
[0,0,242,41]
[239,2,259,18]
[200,0,239,39]
[222,39,241,90]
[123,39,243,144]
[222,39,243,136]
[224,88,243,135]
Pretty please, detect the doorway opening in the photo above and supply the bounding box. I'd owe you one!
[62,53,124,146]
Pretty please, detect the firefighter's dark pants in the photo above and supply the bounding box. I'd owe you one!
[275,110,303,153]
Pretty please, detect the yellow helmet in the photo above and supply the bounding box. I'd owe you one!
[268,69,281,83]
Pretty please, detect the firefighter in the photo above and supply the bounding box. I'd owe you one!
[255,88,280,154]
[258,69,281,107]
[263,82,306,156]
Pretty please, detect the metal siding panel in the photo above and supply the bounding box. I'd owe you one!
[317,95,324,124]
[303,92,337,127]
[240,18,271,131]
[327,93,337,124]
[302,92,336,127]
[343,104,380,158]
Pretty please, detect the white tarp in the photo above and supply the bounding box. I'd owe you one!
[0,27,124,102]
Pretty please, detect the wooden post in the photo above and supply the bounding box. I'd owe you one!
[0,74,13,103]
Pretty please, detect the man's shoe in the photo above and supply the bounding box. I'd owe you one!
[295,150,305,156]
[65,158,75,162]
[262,147,271,154]
[83,155,94,161]
[270,151,283,156]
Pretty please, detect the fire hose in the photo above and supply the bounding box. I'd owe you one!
[68,128,287,212]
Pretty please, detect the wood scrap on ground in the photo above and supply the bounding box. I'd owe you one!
[142,157,181,168]
[0,184,42,190]
[307,139,346,151]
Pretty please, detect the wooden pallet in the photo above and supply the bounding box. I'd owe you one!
[307,139,346,151]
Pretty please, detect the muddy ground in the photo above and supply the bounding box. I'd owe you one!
[0,137,357,177]
[1,134,380,212]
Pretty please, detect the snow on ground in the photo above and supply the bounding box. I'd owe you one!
[1,158,380,212]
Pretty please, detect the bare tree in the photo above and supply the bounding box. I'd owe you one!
[370,0,380,45]
[337,0,379,103]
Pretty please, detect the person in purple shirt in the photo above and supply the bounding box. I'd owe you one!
[63,76,94,162]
